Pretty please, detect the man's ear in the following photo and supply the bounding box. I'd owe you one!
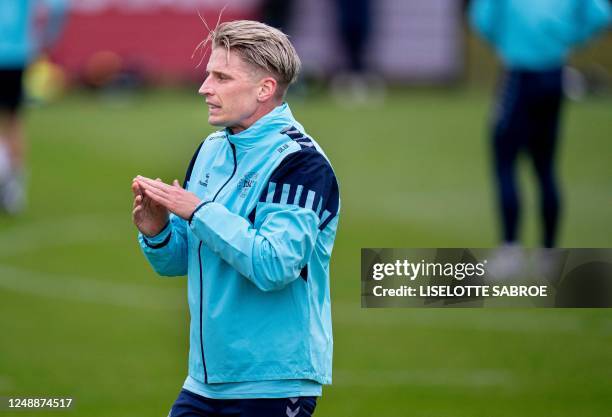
[257,77,277,102]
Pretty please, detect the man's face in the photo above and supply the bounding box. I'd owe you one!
[198,47,261,132]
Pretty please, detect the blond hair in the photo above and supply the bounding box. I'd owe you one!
[198,20,301,98]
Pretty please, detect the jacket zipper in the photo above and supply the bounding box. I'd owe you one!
[199,139,237,383]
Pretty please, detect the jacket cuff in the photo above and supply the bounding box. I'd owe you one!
[188,201,217,236]
[141,221,172,249]
[189,201,212,225]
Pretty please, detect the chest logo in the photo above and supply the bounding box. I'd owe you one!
[237,172,258,198]
[198,173,210,188]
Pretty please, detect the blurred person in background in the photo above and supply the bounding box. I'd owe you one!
[260,0,294,31]
[336,0,370,76]
[469,0,611,271]
[0,0,67,214]
[331,0,385,104]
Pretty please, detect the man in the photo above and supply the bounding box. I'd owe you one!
[469,0,611,252]
[0,0,67,213]
[132,20,339,417]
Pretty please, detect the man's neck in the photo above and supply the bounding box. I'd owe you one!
[229,100,282,134]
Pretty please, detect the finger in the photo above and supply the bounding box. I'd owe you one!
[133,194,142,209]
[172,179,181,187]
[137,179,166,196]
[135,175,155,189]
[138,175,163,184]
[132,180,142,197]
[139,180,172,198]
[141,184,168,199]
[136,175,165,190]
[143,188,173,209]
[139,177,173,192]
[139,186,163,210]
[132,206,144,222]
[143,188,166,205]
[144,194,172,214]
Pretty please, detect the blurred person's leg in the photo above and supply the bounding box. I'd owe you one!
[527,68,563,248]
[492,70,528,245]
[331,0,385,105]
[336,0,371,73]
[0,67,27,214]
[488,70,534,279]
[0,113,25,169]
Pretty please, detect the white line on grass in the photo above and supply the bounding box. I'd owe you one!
[0,264,185,311]
[332,301,588,334]
[0,213,188,311]
[333,368,516,388]
[0,213,129,259]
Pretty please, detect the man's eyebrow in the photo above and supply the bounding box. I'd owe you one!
[207,69,232,78]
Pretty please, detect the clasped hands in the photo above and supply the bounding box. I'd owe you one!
[131,175,202,237]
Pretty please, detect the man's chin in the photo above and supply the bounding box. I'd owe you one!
[208,116,226,127]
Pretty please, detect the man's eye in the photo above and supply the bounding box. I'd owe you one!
[218,74,228,80]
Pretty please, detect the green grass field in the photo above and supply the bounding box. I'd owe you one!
[1,88,611,416]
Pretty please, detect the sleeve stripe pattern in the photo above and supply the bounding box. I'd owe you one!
[319,210,332,226]
[260,181,324,217]
[279,183,291,205]
[281,125,315,149]
[248,126,339,231]
[265,182,276,203]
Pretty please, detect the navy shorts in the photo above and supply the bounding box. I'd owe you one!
[0,68,25,113]
[169,389,317,417]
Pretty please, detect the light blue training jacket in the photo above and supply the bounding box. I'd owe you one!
[469,0,612,70]
[0,0,68,67]
[139,103,339,388]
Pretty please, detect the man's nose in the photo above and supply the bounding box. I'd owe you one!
[198,79,213,96]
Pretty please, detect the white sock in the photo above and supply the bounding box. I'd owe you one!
[0,140,11,184]
[1,171,26,214]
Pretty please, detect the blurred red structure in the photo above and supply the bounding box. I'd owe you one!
[50,5,256,84]
[48,0,465,85]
